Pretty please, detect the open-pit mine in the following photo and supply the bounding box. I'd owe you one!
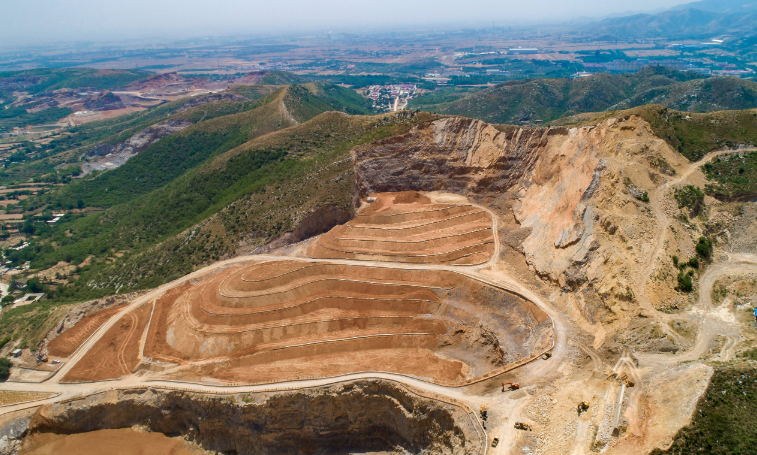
[0,114,754,455]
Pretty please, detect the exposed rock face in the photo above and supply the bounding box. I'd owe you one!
[252,204,353,255]
[291,205,352,241]
[24,381,482,455]
[82,119,192,174]
[82,91,125,111]
[353,117,555,200]
[352,115,689,340]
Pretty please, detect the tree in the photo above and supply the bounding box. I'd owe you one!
[677,271,693,293]
[25,277,45,294]
[696,236,713,260]
[0,358,11,381]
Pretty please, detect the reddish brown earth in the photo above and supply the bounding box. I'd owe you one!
[61,303,152,383]
[210,347,465,384]
[148,258,552,385]
[47,304,127,358]
[308,192,495,265]
[49,189,550,386]
[143,282,194,364]
[20,428,195,455]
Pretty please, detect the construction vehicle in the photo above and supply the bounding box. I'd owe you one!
[491,437,499,448]
[514,422,532,431]
[480,405,488,421]
[502,382,520,392]
[35,343,48,363]
[577,401,590,416]
[542,352,552,360]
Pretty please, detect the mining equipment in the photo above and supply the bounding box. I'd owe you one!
[577,401,590,415]
[514,422,532,431]
[492,437,500,447]
[502,382,520,392]
[35,343,48,363]
[480,405,488,421]
[542,352,552,360]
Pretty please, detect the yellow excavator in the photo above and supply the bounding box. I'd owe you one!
[502,382,520,392]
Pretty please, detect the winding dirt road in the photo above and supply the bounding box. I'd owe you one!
[0,195,572,455]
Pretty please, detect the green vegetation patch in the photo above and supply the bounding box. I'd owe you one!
[0,68,150,94]
[260,71,307,85]
[0,358,11,382]
[651,366,757,455]
[674,185,705,217]
[703,152,757,201]
[416,67,743,125]
[408,87,482,111]
[630,106,757,162]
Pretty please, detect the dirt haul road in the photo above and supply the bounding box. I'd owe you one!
[0,185,746,455]
[0,193,565,454]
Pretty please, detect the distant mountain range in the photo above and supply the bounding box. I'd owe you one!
[410,67,757,124]
[579,0,757,39]
[670,0,757,14]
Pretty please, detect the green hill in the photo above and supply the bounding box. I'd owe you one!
[49,82,369,209]
[2,82,374,299]
[260,71,308,85]
[579,7,757,40]
[415,68,757,124]
[0,68,151,95]
[0,109,433,344]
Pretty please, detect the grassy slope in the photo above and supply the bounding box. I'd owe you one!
[421,68,757,124]
[0,68,151,94]
[0,89,271,185]
[703,152,757,201]
[0,111,430,346]
[0,69,152,132]
[651,366,757,455]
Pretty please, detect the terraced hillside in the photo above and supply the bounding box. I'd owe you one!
[50,191,552,387]
[309,192,495,264]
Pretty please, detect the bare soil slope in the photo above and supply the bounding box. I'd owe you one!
[308,191,494,264]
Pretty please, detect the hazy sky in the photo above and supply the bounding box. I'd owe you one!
[5,0,696,46]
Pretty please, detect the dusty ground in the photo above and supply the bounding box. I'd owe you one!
[309,191,495,264]
[0,391,55,406]
[60,302,152,382]
[20,428,204,455]
[47,303,127,357]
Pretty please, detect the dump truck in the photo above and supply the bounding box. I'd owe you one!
[514,422,532,431]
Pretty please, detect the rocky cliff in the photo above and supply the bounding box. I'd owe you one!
[19,381,482,455]
[353,115,689,343]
